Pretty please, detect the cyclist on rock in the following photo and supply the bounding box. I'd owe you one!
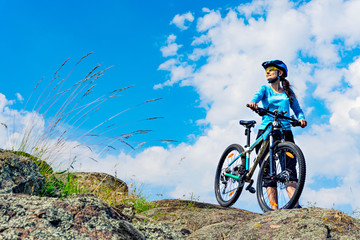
[248,60,307,209]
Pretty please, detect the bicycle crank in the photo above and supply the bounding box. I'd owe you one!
[246,179,256,194]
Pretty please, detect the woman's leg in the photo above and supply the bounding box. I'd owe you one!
[286,181,297,198]
[266,187,278,210]
[257,130,281,209]
[286,181,300,207]
[283,131,300,207]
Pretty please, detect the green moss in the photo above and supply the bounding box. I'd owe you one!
[11,150,156,215]
[12,151,54,175]
[11,150,83,198]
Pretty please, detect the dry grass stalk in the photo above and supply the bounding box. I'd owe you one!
[3,53,170,172]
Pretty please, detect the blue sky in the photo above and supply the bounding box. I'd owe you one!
[0,0,249,147]
[0,0,200,144]
[1,0,360,215]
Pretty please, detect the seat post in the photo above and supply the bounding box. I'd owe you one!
[239,120,256,147]
[245,127,252,147]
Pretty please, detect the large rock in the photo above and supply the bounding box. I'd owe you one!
[56,172,128,194]
[133,199,360,240]
[133,199,259,239]
[0,194,144,240]
[223,207,360,240]
[0,150,45,195]
[2,150,359,239]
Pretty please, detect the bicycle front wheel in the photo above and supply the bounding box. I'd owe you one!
[215,144,245,207]
[256,141,306,212]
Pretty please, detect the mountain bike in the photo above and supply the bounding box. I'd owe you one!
[214,105,306,212]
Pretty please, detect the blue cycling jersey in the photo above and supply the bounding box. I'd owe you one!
[250,85,305,130]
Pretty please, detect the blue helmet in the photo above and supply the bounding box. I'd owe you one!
[262,60,288,78]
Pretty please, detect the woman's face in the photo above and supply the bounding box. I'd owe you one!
[265,67,282,82]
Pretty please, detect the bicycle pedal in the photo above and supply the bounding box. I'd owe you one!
[245,179,256,194]
[247,187,256,194]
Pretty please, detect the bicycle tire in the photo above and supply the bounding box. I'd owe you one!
[215,144,245,207]
[256,141,306,212]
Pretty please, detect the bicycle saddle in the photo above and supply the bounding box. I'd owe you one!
[239,120,256,128]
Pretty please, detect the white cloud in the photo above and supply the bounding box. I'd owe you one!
[237,0,269,18]
[145,0,360,212]
[170,12,194,30]
[305,0,360,47]
[0,93,117,173]
[160,34,183,57]
[16,93,24,102]
[197,9,222,32]
[202,8,211,13]
[191,34,210,46]
[154,58,194,89]
[0,93,15,111]
[0,97,86,169]
[307,58,360,134]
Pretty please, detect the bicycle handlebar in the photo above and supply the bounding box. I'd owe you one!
[246,104,301,127]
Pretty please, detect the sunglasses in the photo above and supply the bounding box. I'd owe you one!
[265,67,279,72]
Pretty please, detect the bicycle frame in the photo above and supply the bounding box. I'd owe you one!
[224,117,285,183]
[224,126,269,181]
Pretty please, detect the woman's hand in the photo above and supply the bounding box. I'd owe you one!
[299,119,307,128]
[248,102,258,110]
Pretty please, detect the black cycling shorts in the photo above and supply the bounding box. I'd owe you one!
[256,129,297,188]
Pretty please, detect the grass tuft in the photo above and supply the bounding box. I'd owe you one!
[15,149,156,213]
[2,53,172,172]
[3,54,170,214]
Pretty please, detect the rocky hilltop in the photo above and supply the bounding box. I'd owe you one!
[132,199,360,239]
[1,149,360,239]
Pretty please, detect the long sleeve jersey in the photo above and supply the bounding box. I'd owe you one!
[250,85,305,130]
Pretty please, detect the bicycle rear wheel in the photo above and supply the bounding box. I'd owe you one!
[256,141,306,212]
[215,144,245,207]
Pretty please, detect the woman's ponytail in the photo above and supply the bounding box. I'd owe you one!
[280,77,294,102]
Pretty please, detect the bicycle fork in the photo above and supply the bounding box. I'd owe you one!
[269,123,282,178]
[269,133,275,177]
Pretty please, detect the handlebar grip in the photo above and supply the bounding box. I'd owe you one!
[247,104,303,127]
[292,121,302,127]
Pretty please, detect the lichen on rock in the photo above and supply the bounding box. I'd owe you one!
[132,199,360,240]
[0,194,144,240]
[0,150,45,195]
[1,149,360,240]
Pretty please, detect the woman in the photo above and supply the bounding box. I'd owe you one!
[248,60,307,209]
